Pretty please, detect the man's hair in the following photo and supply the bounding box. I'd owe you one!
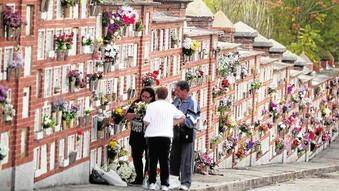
[176,81,190,92]
[156,87,168,100]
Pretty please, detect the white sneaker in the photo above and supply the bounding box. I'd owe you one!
[161,185,169,191]
[179,185,189,190]
[149,183,157,190]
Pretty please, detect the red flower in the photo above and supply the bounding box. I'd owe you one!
[155,79,160,85]
[153,70,159,76]
[221,79,229,88]
[309,131,315,141]
[77,129,84,136]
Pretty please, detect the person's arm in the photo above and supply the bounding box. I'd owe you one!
[143,106,151,128]
[125,101,138,121]
[172,105,185,127]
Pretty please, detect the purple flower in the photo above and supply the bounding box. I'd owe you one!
[0,86,8,103]
[246,140,255,151]
[107,23,120,35]
[287,84,294,94]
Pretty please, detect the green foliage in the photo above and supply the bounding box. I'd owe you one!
[205,0,339,61]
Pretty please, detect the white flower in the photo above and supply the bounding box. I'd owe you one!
[183,38,193,49]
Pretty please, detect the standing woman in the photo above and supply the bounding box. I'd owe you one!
[126,87,156,185]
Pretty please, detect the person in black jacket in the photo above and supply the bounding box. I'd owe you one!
[126,87,156,185]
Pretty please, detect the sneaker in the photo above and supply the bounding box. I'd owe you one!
[161,185,169,191]
[179,185,189,190]
[149,183,157,190]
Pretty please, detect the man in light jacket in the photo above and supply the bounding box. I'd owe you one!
[143,87,185,191]
[170,81,200,190]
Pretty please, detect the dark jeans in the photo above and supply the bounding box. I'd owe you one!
[131,144,148,183]
[147,137,171,186]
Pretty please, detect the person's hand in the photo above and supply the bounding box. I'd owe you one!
[174,117,185,126]
[125,113,137,121]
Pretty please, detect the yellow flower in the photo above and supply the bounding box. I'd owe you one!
[191,40,201,51]
[114,107,124,116]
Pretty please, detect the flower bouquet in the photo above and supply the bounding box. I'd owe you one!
[3,6,22,39]
[118,6,138,26]
[134,102,147,119]
[103,44,119,72]
[54,32,74,60]
[81,35,94,53]
[107,139,120,161]
[3,103,15,122]
[250,81,262,91]
[221,78,230,89]
[62,106,78,129]
[0,144,8,162]
[239,123,252,136]
[0,86,8,105]
[112,107,125,124]
[275,138,284,154]
[116,161,136,183]
[183,38,200,57]
[277,122,287,133]
[194,152,215,175]
[118,147,128,158]
[67,70,81,92]
[42,115,56,129]
[142,71,160,87]
[8,46,24,78]
[269,101,280,121]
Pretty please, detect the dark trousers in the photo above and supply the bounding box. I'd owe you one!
[147,137,171,186]
[131,144,148,183]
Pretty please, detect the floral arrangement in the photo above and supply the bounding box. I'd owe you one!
[112,107,125,124]
[102,6,138,42]
[275,138,284,154]
[0,144,8,161]
[269,101,280,120]
[52,99,66,112]
[116,160,136,183]
[221,78,230,89]
[10,46,24,69]
[217,98,232,113]
[118,147,128,158]
[133,102,147,118]
[314,127,324,136]
[258,124,269,133]
[61,0,76,7]
[142,71,160,87]
[277,122,287,133]
[287,84,294,94]
[217,52,240,77]
[321,107,331,117]
[210,133,223,146]
[245,140,255,151]
[239,123,252,136]
[183,38,201,56]
[0,86,8,105]
[224,115,237,129]
[223,137,237,153]
[107,139,120,160]
[68,70,84,88]
[250,81,262,90]
[322,132,330,142]
[235,146,246,160]
[3,6,22,29]
[76,129,83,142]
[62,105,78,125]
[81,35,94,46]
[3,103,16,122]
[291,138,300,150]
[54,32,74,51]
[42,115,56,129]
[104,44,119,64]
[194,152,215,175]
[135,20,143,32]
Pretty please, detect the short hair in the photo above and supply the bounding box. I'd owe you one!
[140,87,156,102]
[176,81,190,92]
[156,87,168,100]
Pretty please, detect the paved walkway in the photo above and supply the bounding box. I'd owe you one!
[38,140,339,191]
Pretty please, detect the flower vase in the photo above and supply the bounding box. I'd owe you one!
[135,31,142,37]
[69,79,76,92]
[5,26,14,40]
[56,50,65,61]
[104,62,111,73]
[103,26,108,37]
[83,45,91,54]
[62,120,68,130]
[64,6,71,18]
[85,115,91,125]
[68,119,74,129]
[98,130,104,138]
